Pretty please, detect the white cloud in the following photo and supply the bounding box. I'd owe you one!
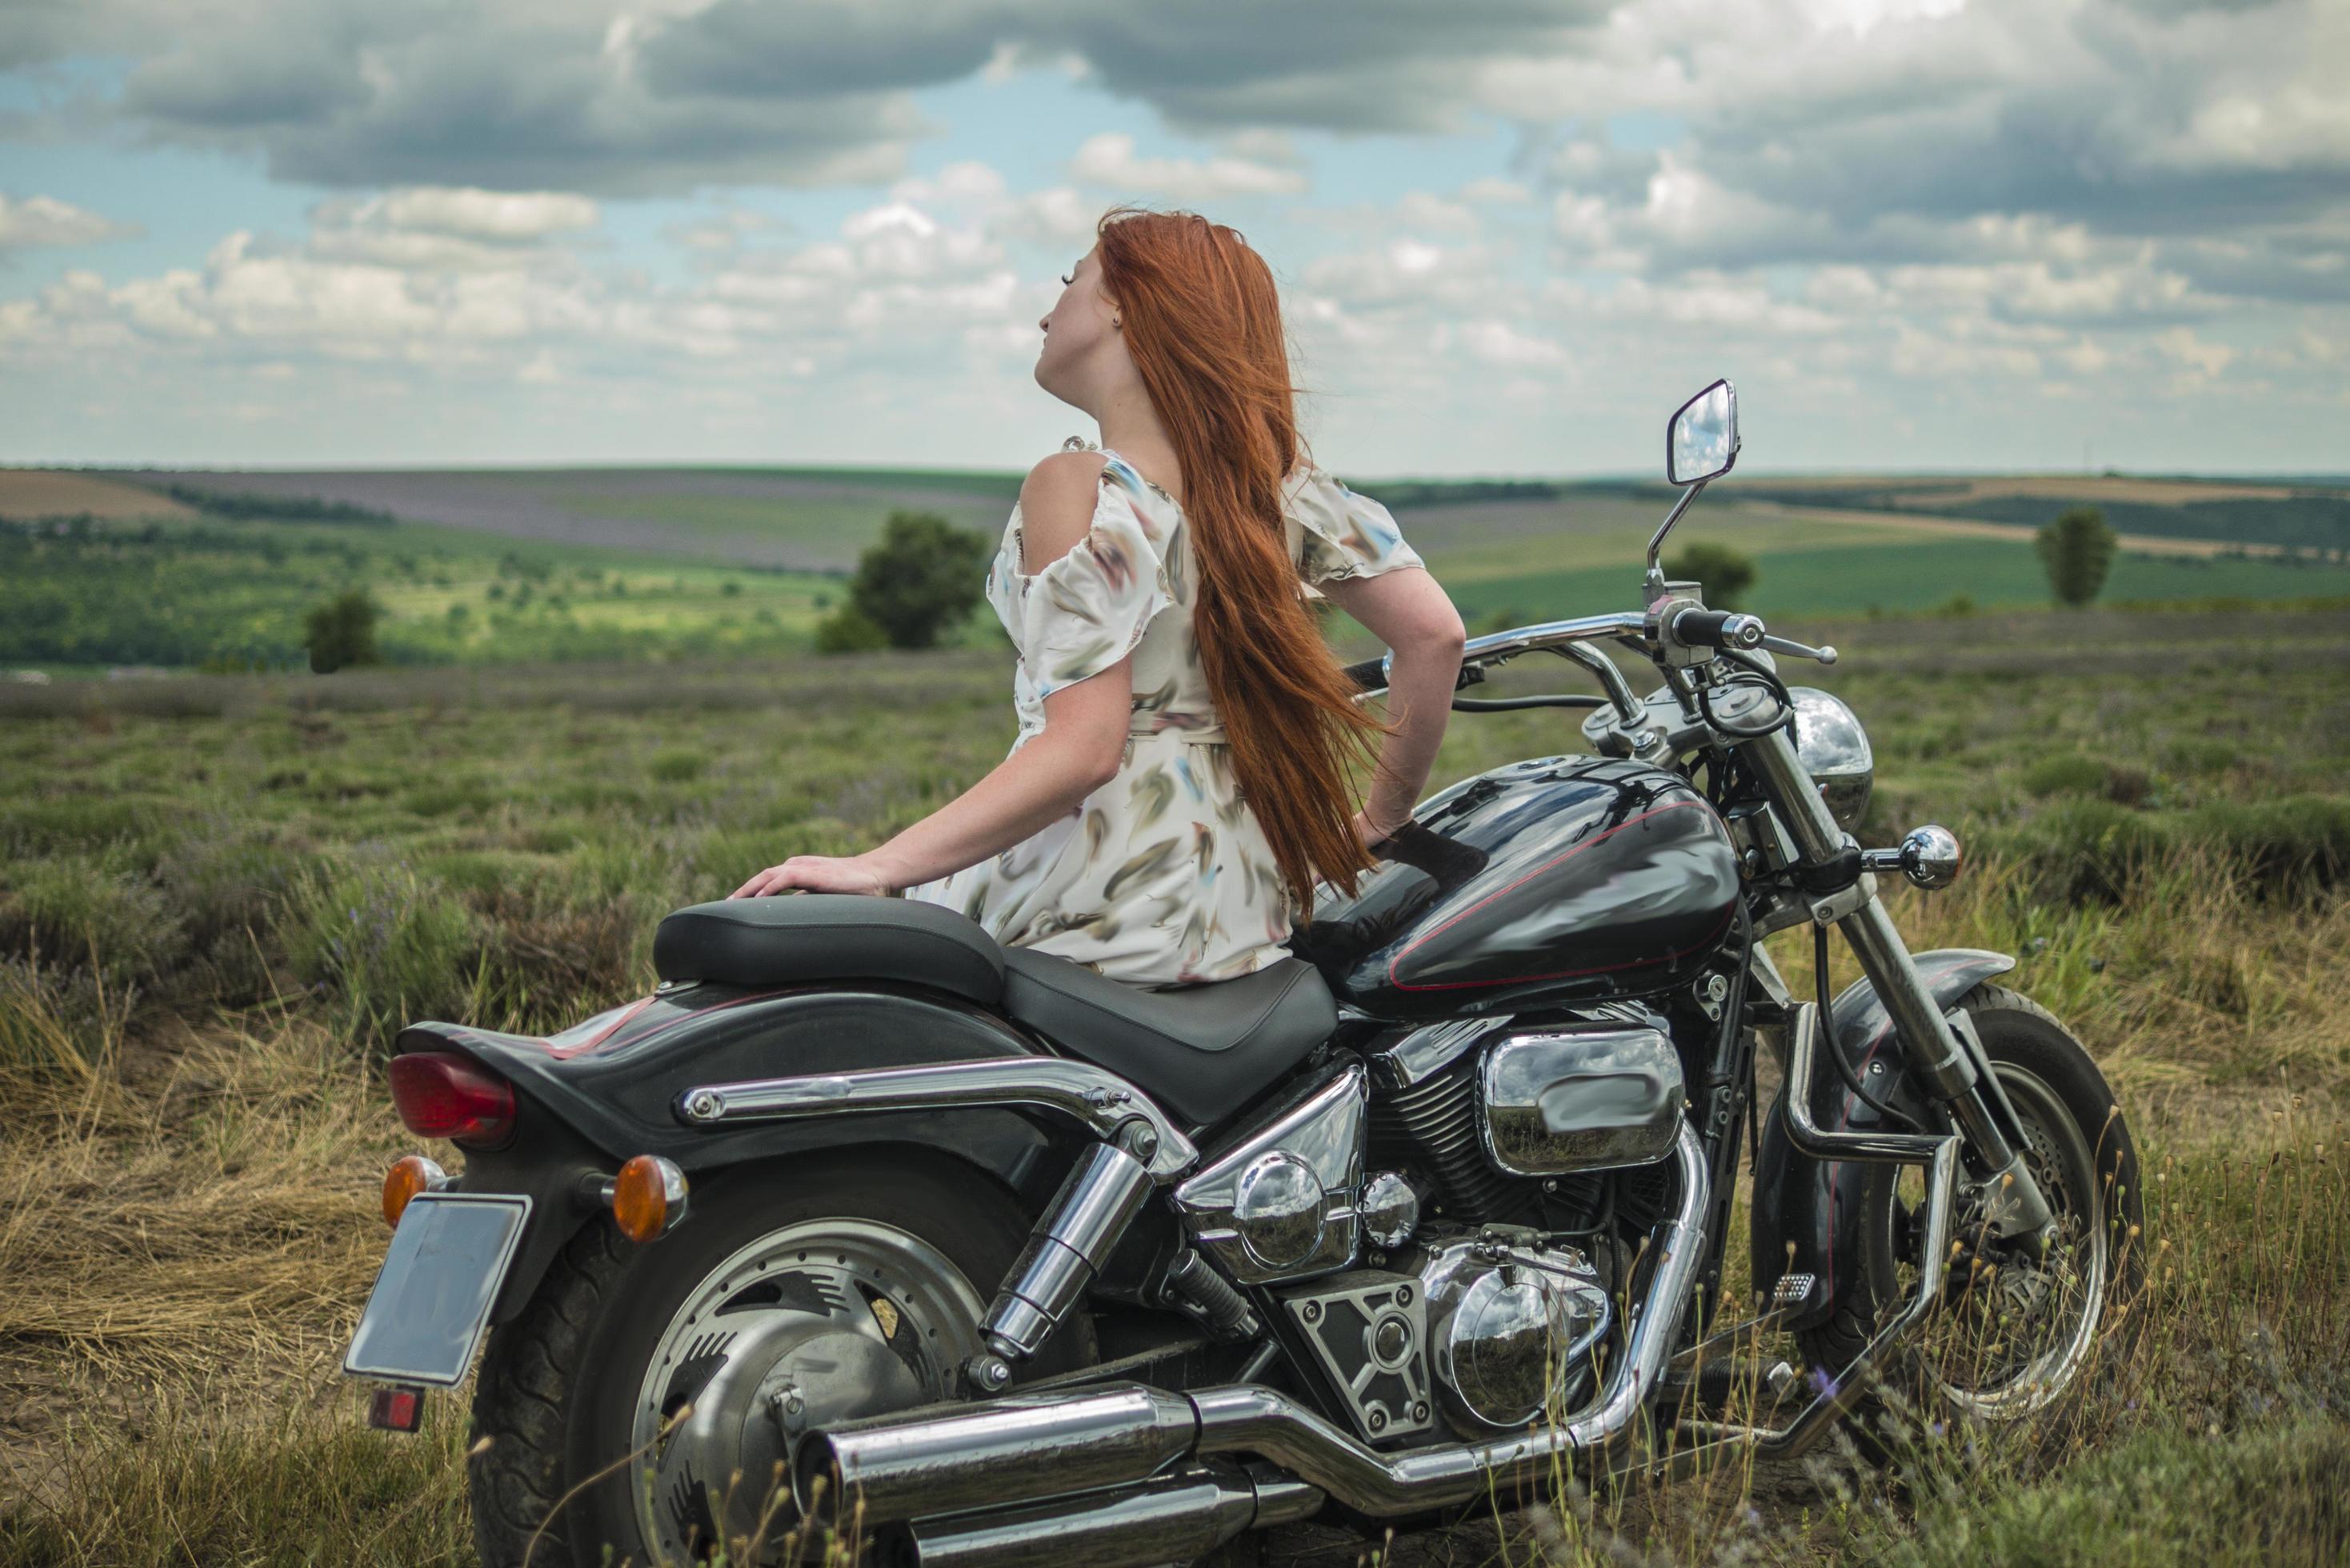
[0,193,138,249]
[365,187,599,242]
[1069,132,1308,199]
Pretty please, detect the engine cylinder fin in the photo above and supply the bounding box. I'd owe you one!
[1367,1058,1535,1226]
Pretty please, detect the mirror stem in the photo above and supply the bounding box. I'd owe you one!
[1643,478,1708,598]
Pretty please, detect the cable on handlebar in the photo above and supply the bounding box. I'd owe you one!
[1697,646,1796,739]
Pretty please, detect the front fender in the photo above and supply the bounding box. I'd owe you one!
[1749,948,2015,1331]
[397,982,1065,1322]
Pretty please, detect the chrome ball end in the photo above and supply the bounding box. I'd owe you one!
[1900,824,1962,890]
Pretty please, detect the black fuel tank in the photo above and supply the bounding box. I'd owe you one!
[1291,755,1740,1021]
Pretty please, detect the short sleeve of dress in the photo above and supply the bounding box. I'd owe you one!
[1014,476,1175,700]
[1283,461,1427,589]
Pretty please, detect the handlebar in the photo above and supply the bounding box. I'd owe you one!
[1339,654,1390,694]
[1664,608,1765,651]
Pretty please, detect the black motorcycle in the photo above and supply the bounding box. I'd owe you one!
[345,379,2144,1567]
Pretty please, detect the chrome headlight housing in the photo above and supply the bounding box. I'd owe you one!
[1788,687,1872,830]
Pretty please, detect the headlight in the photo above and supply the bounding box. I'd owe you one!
[1788,687,1872,830]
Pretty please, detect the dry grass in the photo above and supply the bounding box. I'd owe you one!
[3,606,2347,1563]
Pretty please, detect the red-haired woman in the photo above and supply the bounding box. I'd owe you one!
[731,207,1466,986]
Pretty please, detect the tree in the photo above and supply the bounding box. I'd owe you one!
[1662,542,1758,610]
[2036,506,2117,607]
[848,510,992,650]
[304,588,380,674]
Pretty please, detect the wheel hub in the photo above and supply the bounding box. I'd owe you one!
[631,1219,986,1563]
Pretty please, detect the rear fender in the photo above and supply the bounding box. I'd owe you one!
[396,982,1065,1322]
[1749,948,2016,1331]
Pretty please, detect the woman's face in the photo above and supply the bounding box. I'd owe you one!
[1035,245,1127,408]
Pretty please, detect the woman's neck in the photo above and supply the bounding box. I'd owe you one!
[1093,393,1182,506]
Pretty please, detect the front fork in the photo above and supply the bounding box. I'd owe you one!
[1741,726,2055,1244]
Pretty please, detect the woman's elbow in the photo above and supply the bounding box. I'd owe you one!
[1080,745,1124,794]
[1407,599,1467,665]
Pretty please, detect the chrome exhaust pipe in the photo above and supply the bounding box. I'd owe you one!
[807,1122,1711,1525]
[895,1462,1321,1568]
[795,1384,1198,1526]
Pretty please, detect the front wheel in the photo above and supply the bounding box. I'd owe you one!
[466,1150,1095,1568]
[1798,983,2146,1446]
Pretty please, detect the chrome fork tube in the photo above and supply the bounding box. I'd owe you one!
[1742,726,2050,1236]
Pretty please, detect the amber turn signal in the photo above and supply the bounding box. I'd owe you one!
[611,1154,688,1243]
[382,1154,449,1228]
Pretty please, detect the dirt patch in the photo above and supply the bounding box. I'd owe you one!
[0,471,196,522]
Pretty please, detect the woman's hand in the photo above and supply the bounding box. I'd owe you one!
[730,853,896,900]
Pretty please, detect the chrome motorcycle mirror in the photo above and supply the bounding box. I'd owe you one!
[1667,378,1739,486]
[1645,378,1740,595]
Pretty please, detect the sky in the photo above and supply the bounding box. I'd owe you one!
[1,0,2344,477]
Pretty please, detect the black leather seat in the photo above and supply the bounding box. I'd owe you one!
[654,895,1005,1004]
[652,895,1335,1129]
[999,949,1336,1129]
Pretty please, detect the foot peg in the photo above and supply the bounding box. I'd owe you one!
[1159,1250,1263,1341]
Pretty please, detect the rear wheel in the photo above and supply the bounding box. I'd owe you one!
[466,1150,1096,1567]
[1796,985,2145,1454]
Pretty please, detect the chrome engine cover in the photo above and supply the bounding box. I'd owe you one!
[1479,1025,1685,1176]
[1172,1061,1367,1285]
[1418,1233,1611,1435]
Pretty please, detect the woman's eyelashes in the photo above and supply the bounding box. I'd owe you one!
[1059,273,1074,286]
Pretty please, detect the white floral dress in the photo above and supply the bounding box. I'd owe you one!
[900,438,1427,987]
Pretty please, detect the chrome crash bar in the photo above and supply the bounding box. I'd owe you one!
[1667,1000,1961,1470]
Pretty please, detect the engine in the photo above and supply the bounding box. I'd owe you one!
[1182,1014,1692,1446]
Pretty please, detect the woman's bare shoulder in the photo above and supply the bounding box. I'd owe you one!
[1015,450,1111,572]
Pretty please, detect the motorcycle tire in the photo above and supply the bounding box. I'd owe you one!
[1795,983,2147,1465]
[465,1148,1098,1568]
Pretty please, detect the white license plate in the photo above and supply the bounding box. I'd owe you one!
[343,1192,531,1388]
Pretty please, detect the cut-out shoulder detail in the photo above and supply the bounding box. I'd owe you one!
[1018,450,1112,575]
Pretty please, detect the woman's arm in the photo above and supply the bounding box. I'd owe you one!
[730,457,1133,898]
[1317,565,1467,845]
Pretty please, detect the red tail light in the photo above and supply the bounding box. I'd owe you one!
[389,1052,517,1146]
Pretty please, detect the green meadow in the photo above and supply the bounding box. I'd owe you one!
[4,459,2349,1563]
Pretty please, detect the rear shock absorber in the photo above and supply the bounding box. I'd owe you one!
[965,1132,1155,1393]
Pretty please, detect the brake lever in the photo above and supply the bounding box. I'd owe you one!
[1759,634,1838,666]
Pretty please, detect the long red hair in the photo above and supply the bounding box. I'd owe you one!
[1091,206,1388,918]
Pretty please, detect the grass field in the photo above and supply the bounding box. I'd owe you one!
[2,600,2346,1564]
[7,465,2349,679]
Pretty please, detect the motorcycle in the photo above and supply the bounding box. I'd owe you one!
[344,379,2144,1567]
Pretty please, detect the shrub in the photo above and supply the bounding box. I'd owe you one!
[1662,542,1758,610]
[0,855,189,996]
[280,859,478,1046]
[815,605,891,654]
[2036,505,2118,607]
[2020,754,2112,798]
[649,748,709,784]
[303,589,381,674]
[847,510,991,649]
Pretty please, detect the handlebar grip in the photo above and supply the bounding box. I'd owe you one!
[1339,655,1390,693]
[1669,609,1766,651]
